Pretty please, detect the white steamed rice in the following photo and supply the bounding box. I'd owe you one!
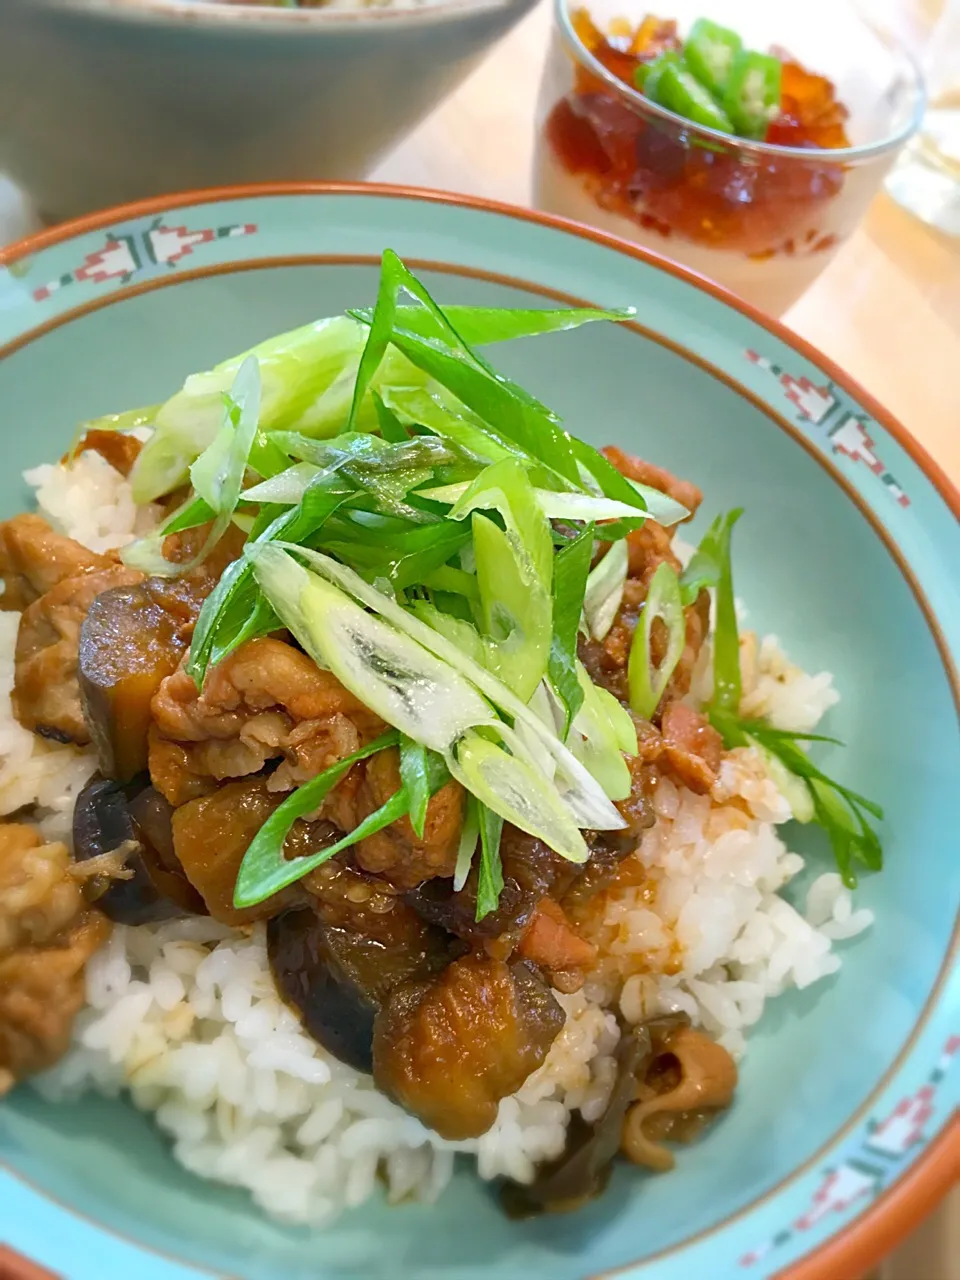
[4,452,872,1225]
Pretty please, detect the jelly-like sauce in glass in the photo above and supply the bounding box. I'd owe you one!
[544,10,852,257]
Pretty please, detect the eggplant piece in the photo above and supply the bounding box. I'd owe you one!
[268,902,451,1073]
[171,777,309,926]
[73,773,204,924]
[373,956,565,1140]
[78,583,189,782]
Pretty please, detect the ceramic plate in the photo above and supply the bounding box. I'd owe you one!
[0,185,957,1280]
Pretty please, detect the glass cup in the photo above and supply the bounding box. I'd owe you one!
[885,0,960,234]
[533,0,926,315]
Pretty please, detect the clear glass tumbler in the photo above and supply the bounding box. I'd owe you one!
[885,0,960,234]
[533,0,926,315]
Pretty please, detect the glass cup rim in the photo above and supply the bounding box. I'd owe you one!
[552,0,927,164]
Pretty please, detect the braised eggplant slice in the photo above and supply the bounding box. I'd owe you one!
[171,777,311,926]
[373,956,564,1141]
[268,900,451,1074]
[72,773,204,924]
[78,583,189,782]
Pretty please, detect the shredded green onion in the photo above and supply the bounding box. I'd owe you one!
[399,735,435,840]
[233,732,399,907]
[628,561,685,720]
[475,802,506,921]
[702,509,744,715]
[698,511,883,887]
[99,251,885,917]
[549,524,595,735]
[453,793,481,892]
[583,541,629,642]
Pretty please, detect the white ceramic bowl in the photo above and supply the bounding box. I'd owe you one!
[0,0,537,222]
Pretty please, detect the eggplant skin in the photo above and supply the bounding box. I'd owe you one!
[267,903,452,1075]
[72,773,202,925]
[268,911,380,1072]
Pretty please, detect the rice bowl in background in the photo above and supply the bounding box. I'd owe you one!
[0,0,539,223]
[0,185,956,1280]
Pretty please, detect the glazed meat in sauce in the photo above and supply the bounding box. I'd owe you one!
[0,822,110,1095]
[150,635,385,803]
[0,441,737,1199]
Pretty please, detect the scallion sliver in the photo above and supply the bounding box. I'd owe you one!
[627,561,686,720]
[475,803,505,921]
[233,731,399,907]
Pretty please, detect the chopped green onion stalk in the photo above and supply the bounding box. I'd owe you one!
[472,512,552,701]
[678,523,724,605]
[549,524,595,734]
[628,561,686,719]
[448,458,553,588]
[161,494,217,537]
[418,481,687,529]
[253,548,493,753]
[475,803,505,921]
[186,477,354,688]
[241,462,321,505]
[233,731,399,907]
[450,727,588,865]
[567,665,634,800]
[584,540,629,642]
[250,544,621,854]
[371,389,408,444]
[264,543,625,833]
[701,507,883,886]
[702,509,744,716]
[350,303,635,349]
[399,735,434,839]
[450,459,553,701]
[453,793,481,892]
[350,251,583,484]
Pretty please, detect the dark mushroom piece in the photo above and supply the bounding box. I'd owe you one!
[72,773,204,925]
[405,829,581,959]
[621,1023,738,1170]
[500,1026,650,1218]
[500,1015,696,1217]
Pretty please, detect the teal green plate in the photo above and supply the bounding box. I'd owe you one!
[0,184,957,1280]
